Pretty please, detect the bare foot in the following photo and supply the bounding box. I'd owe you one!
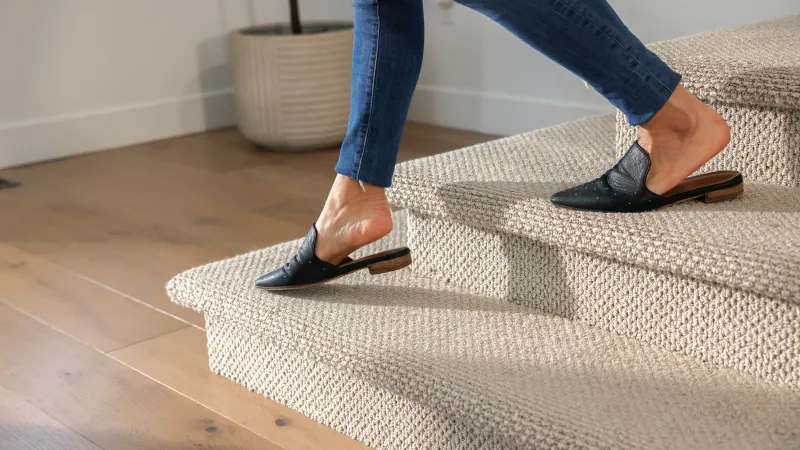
[314,174,393,265]
[638,85,731,195]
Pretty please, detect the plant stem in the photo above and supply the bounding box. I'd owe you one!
[289,0,302,34]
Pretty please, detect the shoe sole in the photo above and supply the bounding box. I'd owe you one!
[698,182,744,203]
[660,181,744,209]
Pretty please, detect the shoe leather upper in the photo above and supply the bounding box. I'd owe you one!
[255,225,348,288]
[606,143,652,197]
[551,143,685,212]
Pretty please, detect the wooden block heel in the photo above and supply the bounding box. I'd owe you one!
[368,253,412,275]
[701,183,744,203]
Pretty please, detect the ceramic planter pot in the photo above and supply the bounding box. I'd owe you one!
[231,23,353,150]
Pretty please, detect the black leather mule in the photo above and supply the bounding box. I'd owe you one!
[255,224,412,291]
[550,142,744,212]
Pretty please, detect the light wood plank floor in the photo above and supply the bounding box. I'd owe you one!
[0,123,496,450]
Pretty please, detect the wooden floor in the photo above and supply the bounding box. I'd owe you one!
[0,123,496,450]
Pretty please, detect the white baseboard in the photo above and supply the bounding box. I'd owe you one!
[409,84,612,136]
[0,85,610,169]
[0,89,236,169]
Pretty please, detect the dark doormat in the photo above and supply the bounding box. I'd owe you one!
[0,178,21,190]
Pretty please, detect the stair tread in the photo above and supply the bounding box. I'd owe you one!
[167,212,800,449]
[388,114,800,306]
[648,15,800,109]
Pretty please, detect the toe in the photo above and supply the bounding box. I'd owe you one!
[255,267,288,289]
[550,183,595,209]
[550,185,580,208]
[550,179,618,211]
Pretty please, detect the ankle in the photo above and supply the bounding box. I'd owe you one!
[317,176,390,230]
[648,105,698,136]
[639,87,701,152]
[328,175,384,203]
[313,176,393,263]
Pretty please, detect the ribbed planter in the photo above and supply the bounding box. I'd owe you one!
[230,23,353,151]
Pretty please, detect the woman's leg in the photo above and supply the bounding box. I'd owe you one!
[316,0,424,264]
[456,0,730,194]
[316,0,731,264]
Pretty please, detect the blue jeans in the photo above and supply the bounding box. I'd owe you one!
[335,0,682,188]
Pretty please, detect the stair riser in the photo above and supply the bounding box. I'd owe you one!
[205,315,509,450]
[407,211,800,389]
[615,105,800,187]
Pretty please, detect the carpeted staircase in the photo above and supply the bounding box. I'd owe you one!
[167,16,800,450]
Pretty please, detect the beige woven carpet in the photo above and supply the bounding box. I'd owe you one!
[406,210,800,388]
[615,15,800,186]
[168,212,800,450]
[205,316,511,450]
[388,114,800,307]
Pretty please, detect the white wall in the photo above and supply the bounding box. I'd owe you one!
[2,1,798,168]
[0,0,351,169]
[411,0,800,135]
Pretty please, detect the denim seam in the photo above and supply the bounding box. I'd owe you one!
[552,0,674,98]
[355,0,380,182]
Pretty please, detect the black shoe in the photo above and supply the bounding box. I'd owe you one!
[550,142,743,212]
[255,224,411,291]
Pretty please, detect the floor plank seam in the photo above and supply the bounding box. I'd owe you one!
[0,297,100,351]
[69,269,201,329]
[105,325,193,355]
[104,352,294,450]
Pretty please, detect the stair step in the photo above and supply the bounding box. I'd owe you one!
[388,114,800,387]
[204,317,510,449]
[167,212,800,450]
[406,211,800,387]
[615,15,800,187]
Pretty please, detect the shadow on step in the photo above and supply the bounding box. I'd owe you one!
[434,180,800,217]
[277,283,537,314]
[264,276,799,447]
[381,333,800,448]
[425,179,800,323]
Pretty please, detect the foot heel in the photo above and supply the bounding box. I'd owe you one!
[701,183,744,203]
[368,253,412,275]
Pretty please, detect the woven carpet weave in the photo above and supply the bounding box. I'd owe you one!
[167,212,800,450]
[206,316,511,450]
[388,114,800,307]
[406,211,800,388]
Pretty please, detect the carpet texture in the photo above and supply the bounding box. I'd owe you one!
[615,15,800,187]
[388,114,800,308]
[406,211,800,388]
[205,315,508,450]
[168,212,800,450]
